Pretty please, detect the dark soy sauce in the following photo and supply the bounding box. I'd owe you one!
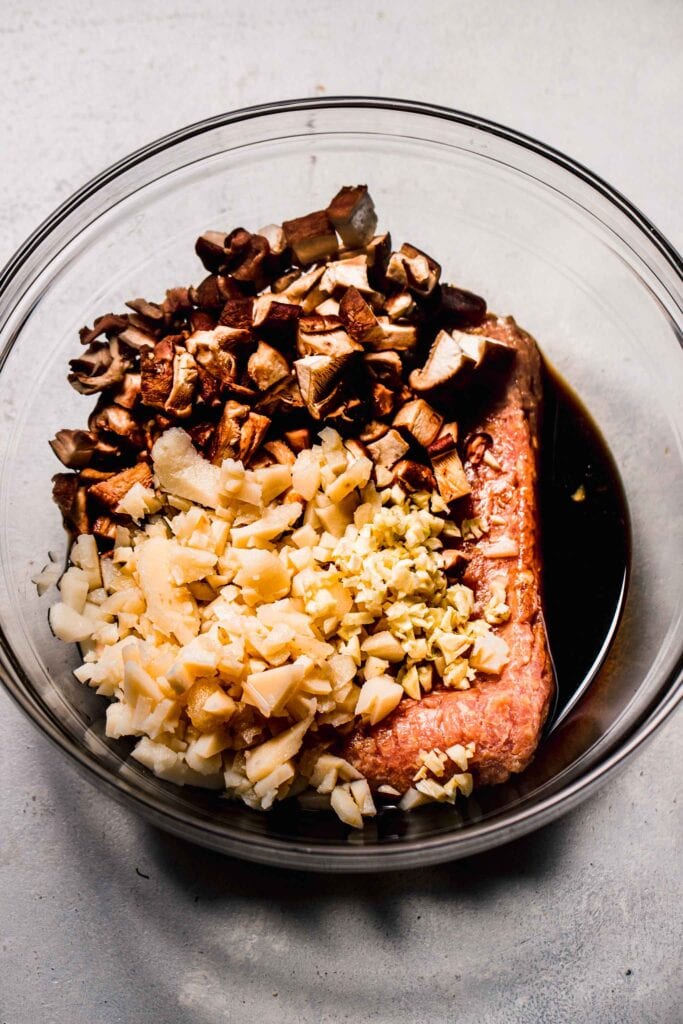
[540,363,630,725]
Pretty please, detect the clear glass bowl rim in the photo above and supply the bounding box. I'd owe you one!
[0,95,681,871]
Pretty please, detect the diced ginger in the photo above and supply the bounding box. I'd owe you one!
[363,656,389,680]
[330,785,363,828]
[230,503,302,548]
[191,727,232,759]
[49,602,96,643]
[232,548,291,605]
[355,675,404,725]
[169,544,218,585]
[469,633,509,674]
[291,449,322,500]
[136,536,200,645]
[309,753,362,792]
[186,678,236,732]
[325,456,373,504]
[361,630,404,662]
[291,523,319,549]
[255,463,293,505]
[400,664,421,700]
[123,655,165,704]
[245,715,312,783]
[253,760,296,799]
[242,658,308,718]
[117,482,161,523]
[58,566,90,614]
[398,786,431,810]
[69,533,102,589]
[152,428,222,508]
[350,778,377,816]
[166,643,220,692]
[445,743,470,771]
[327,654,357,687]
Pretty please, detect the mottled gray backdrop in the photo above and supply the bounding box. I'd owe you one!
[0,2,681,1022]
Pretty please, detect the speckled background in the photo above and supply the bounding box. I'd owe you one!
[0,3,681,1022]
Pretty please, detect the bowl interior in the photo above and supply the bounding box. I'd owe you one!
[0,103,681,866]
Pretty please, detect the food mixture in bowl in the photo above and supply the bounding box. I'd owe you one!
[43,186,554,827]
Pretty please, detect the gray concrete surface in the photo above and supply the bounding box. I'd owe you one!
[0,2,681,1022]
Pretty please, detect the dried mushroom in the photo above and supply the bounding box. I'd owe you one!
[49,429,99,469]
[386,243,441,297]
[297,315,361,358]
[88,463,153,512]
[52,184,517,553]
[438,284,487,328]
[327,185,377,247]
[248,341,291,391]
[283,210,338,265]
[294,354,349,420]
[338,287,384,344]
[393,398,443,448]
[68,339,131,395]
[409,329,470,393]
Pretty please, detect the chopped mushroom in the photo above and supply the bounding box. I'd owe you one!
[253,299,301,339]
[456,330,513,369]
[465,431,494,465]
[263,439,296,466]
[140,337,177,410]
[438,284,487,328]
[409,329,470,393]
[68,339,131,395]
[282,210,338,265]
[88,463,153,512]
[238,412,271,465]
[429,446,471,503]
[125,297,164,322]
[365,232,392,288]
[283,428,311,453]
[195,231,228,272]
[186,327,246,388]
[320,256,374,295]
[363,350,403,387]
[383,290,415,321]
[257,223,287,256]
[191,273,241,310]
[392,459,436,493]
[367,429,410,470]
[78,313,128,347]
[338,287,384,344]
[209,401,249,464]
[113,372,141,410]
[386,243,441,297]
[52,473,89,534]
[370,381,395,418]
[165,351,198,418]
[296,314,361,357]
[393,398,443,448]
[88,403,144,448]
[248,341,291,391]
[294,354,349,420]
[49,429,99,469]
[254,377,305,417]
[218,298,254,330]
[327,185,377,247]
[225,230,271,288]
[373,317,418,351]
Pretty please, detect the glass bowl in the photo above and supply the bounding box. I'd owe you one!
[0,98,681,872]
